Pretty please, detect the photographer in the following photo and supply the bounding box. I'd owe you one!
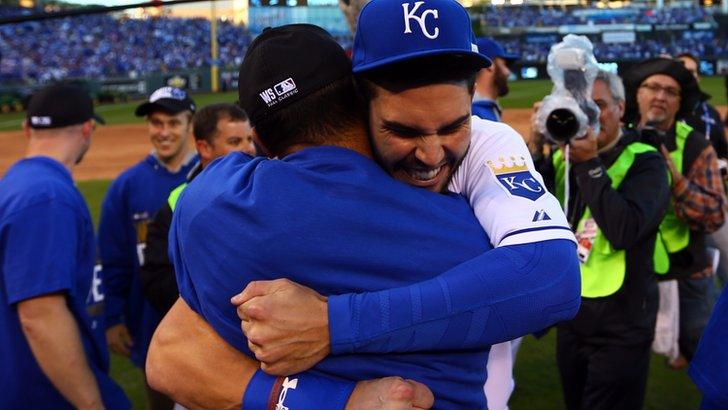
[530,70,670,410]
[623,57,726,369]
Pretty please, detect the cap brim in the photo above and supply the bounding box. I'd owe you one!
[135,100,191,117]
[93,113,106,125]
[353,49,491,73]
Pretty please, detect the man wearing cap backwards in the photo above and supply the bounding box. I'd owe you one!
[0,83,130,409]
[623,58,725,369]
[471,37,518,122]
[98,86,198,409]
[148,2,579,408]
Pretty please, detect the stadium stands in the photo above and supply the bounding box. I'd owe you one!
[0,5,725,83]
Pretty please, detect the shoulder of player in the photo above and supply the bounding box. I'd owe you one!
[177,153,268,214]
[1,180,80,223]
[468,117,530,159]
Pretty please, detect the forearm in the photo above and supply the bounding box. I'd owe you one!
[147,298,254,410]
[149,298,356,409]
[19,294,103,410]
[672,147,725,233]
[328,239,581,355]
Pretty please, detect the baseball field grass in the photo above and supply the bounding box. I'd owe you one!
[1,76,725,132]
[77,176,704,410]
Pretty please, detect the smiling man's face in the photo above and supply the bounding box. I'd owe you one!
[367,82,472,193]
[636,74,681,131]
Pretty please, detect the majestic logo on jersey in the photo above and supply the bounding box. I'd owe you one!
[275,377,299,410]
[532,209,551,222]
[402,2,439,39]
[488,156,545,201]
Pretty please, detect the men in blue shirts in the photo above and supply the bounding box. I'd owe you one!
[98,86,197,409]
[0,83,129,409]
[471,38,518,122]
[148,16,579,410]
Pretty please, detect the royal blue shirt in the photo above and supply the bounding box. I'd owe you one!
[690,286,728,409]
[472,99,501,122]
[98,153,197,367]
[0,157,129,409]
[172,147,495,409]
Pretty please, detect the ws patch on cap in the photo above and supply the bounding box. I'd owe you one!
[259,78,298,107]
[488,156,545,201]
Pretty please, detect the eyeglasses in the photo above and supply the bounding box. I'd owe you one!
[640,82,681,99]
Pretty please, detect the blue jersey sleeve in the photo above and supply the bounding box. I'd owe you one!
[689,286,728,407]
[98,180,135,327]
[2,201,79,304]
[328,239,581,354]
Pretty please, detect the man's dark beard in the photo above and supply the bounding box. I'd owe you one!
[367,132,470,193]
[496,66,509,97]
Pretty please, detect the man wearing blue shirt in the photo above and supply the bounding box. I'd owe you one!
[148,12,579,409]
[471,38,518,122]
[98,86,198,409]
[0,83,129,409]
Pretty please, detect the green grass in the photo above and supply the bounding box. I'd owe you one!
[77,179,704,409]
[2,77,723,133]
[0,91,239,132]
[500,76,727,109]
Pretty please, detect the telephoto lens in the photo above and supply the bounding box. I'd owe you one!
[545,108,579,143]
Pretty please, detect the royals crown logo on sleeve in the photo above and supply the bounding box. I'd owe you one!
[487,156,529,174]
[488,155,545,201]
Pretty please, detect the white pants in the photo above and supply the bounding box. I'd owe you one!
[484,339,521,410]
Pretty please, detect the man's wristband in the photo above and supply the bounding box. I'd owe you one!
[243,369,356,410]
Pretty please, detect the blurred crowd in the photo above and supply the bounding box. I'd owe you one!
[1,5,726,83]
[504,37,728,63]
[0,8,252,83]
[476,5,717,28]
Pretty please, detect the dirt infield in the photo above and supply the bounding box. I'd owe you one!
[1,106,725,181]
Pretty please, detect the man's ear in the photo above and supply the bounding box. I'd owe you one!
[195,138,214,163]
[251,128,272,158]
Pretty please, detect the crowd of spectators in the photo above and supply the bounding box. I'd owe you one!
[0,5,725,83]
[502,37,728,63]
[476,5,717,28]
[0,8,252,83]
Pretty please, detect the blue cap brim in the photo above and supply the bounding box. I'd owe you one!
[353,48,491,73]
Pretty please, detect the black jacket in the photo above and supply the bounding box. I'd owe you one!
[139,164,202,314]
[538,131,670,345]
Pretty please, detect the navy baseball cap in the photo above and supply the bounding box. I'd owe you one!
[135,86,196,117]
[238,24,351,125]
[352,0,491,73]
[475,38,519,62]
[26,83,104,129]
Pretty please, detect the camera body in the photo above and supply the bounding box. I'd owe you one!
[536,35,601,143]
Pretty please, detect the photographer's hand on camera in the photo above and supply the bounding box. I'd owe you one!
[659,144,684,187]
[567,128,598,164]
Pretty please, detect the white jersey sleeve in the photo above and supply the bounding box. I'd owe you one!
[449,117,576,247]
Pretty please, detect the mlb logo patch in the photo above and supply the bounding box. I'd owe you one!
[274,78,297,96]
[488,156,545,201]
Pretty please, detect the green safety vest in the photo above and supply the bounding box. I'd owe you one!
[554,142,664,297]
[653,122,692,274]
[167,182,188,212]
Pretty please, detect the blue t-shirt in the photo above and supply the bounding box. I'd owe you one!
[690,286,728,409]
[472,99,501,122]
[172,147,493,409]
[0,157,129,409]
[98,154,197,367]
